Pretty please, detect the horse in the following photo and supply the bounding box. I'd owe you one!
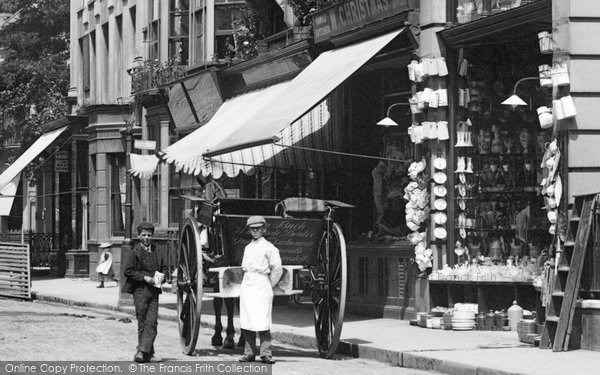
[211,296,244,348]
[202,240,245,349]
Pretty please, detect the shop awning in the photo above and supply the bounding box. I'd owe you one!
[204,28,406,158]
[0,172,20,216]
[0,126,68,192]
[162,81,292,176]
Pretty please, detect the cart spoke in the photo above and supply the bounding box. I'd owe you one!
[181,243,190,279]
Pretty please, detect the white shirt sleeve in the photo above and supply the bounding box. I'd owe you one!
[267,243,283,286]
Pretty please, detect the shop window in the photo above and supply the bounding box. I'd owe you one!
[452,39,552,266]
[109,154,126,236]
[168,164,181,228]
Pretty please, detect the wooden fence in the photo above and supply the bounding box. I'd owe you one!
[0,242,31,299]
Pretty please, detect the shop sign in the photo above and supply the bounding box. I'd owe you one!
[313,0,418,43]
[134,140,157,151]
[54,151,69,173]
[224,189,240,199]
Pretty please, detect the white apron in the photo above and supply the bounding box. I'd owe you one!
[240,272,273,331]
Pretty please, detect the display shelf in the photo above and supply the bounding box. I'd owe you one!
[459,228,548,233]
[428,278,537,313]
[479,188,538,194]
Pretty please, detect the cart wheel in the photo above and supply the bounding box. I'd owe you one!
[313,222,347,359]
[176,217,203,355]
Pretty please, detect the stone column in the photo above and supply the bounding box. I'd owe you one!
[553,0,600,198]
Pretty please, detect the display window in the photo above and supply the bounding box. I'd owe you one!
[451,41,553,271]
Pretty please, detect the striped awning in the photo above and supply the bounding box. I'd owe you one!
[0,126,68,191]
[163,28,406,178]
[0,172,20,216]
[162,81,292,177]
[205,28,405,157]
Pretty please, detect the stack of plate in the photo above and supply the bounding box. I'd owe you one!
[452,310,476,331]
[442,312,453,330]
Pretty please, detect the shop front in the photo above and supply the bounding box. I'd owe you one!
[163,1,422,318]
[399,0,600,351]
[0,116,88,277]
[422,0,554,313]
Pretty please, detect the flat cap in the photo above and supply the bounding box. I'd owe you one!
[99,242,112,249]
[137,222,155,233]
[246,215,266,227]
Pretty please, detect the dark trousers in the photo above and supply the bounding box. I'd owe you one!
[242,329,271,357]
[133,286,159,354]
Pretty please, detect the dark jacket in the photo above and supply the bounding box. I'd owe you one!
[121,243,168,294]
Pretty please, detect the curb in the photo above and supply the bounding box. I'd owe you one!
[32,292,517,375]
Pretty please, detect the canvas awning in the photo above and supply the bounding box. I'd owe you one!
[164,28,410,178]
[162,81,292,177]
[0,172,20,216]
[0,126,68,192]
[204,28,406,158]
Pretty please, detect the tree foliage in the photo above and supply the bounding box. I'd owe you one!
[0,0,70,153]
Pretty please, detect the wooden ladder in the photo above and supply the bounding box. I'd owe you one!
[540,193,597,351]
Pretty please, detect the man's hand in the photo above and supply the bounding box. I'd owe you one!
[143,276,153,284]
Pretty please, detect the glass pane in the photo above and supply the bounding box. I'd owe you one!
[170,0,189,11]
[151,175,160,224]
[215,5,241,31]
[170,14,189,38]
[110,155,126,235]
[194,10,204,64]
[169,39,189,65]
[215,34,235,60]
[169,194,180,227]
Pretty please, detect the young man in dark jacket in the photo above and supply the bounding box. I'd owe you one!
[122,222,168,363]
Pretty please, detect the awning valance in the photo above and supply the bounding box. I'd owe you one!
[0,126,68,192]
[129,154,159,179]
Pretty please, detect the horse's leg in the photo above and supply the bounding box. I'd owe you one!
[222,298,236,349]
[235,297,245,347]
[211,297,223,346]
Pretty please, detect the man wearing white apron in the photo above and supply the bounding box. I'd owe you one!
[239,216,282,364]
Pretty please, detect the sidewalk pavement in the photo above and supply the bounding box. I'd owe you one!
[29,277,600,375]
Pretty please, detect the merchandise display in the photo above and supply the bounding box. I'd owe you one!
[451,44,554,267]
[405,54,451,273]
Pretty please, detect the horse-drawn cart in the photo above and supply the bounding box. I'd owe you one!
[175,197,351,359]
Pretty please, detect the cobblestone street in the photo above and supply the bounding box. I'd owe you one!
[0,298,434,375]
